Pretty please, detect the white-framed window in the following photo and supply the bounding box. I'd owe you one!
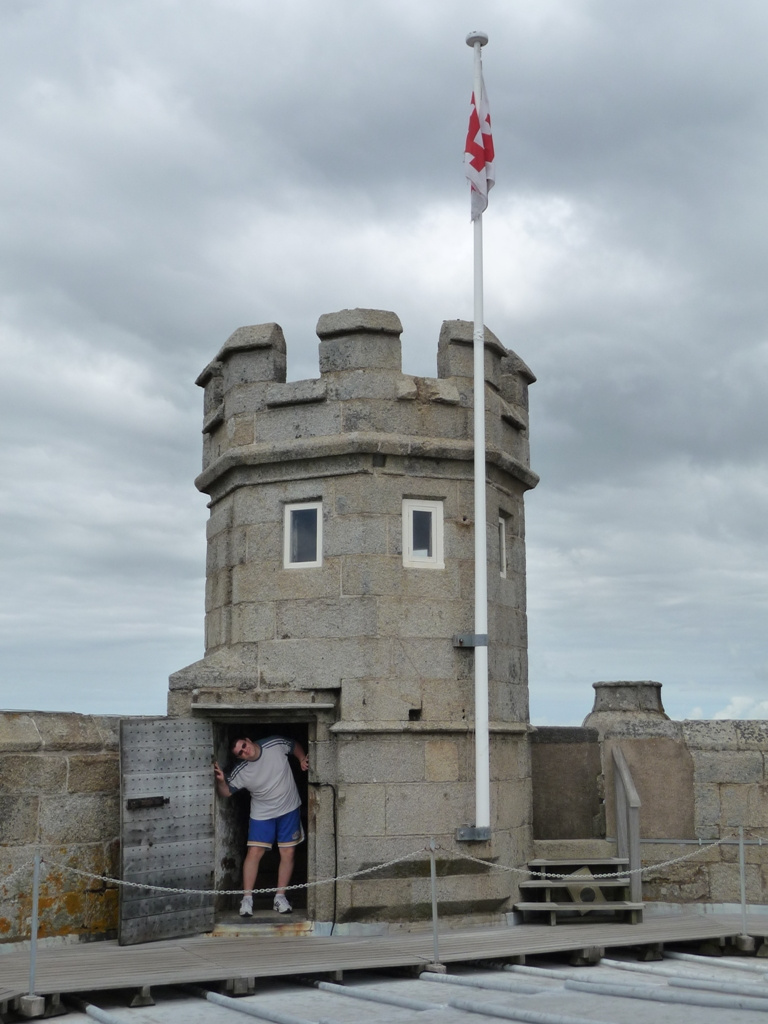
[283,501,322,568]
[498,515,507,578]
[402,499,444,569]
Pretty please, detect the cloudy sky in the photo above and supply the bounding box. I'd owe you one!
[1,0,767,725]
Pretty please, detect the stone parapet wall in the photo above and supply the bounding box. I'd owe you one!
[579,682,768,906]
[0,712,121,945]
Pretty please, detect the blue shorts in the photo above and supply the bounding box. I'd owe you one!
[247,807,304,849]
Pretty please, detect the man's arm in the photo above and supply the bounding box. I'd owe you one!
[213,761,232,798]
[291,741,309,772]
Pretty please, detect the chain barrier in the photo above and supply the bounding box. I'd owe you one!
[15,832,747,898]
[0,860,34,894]
[455,835,734,880]
[41,848,428,897]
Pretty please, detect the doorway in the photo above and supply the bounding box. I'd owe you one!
[213,721,309,915]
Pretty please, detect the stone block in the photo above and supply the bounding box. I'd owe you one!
[332,475,405,517]
[340,678,423,722]
[230,602,276,644]
[718,784,749,830]
[254,401,342,446]
[232,486,278,525]
[94,717,120,750]
[693,783,721,834]
[320,368,399,403]
[344,398,470,442]
[0,754,67,793]
[487,645,528,691]
[0,795,39,844]
[317,309,402,373]
[384,782,472,836]
[338,734,426,784]
[204,606,228,649]
[205,531,230,574]
[693,750,763,784]
[227,413,255,447]
[490,680,530,723]
[205,569,231,613]
[747,784,768,827]
[419,679,474,722]
[67,754,120,793]
[324,514,389,556]
[212,323,286,380]
[735,720,768,751]
[391,638,468,682]
[377,597,461,639]
[437,320,507,390]
[493,736,530,782]
[709,861,762,904]
[206,503,232,540]
[641,861,711,903]
[39,794,119,845]
[0,713,41,752]
[232,559,341,603]
[259,637,391,689]
[492,780,531,831]
[0,896,21,939]
[242,521,281,562]
[425,740,460,783]
[682,719,739,751]
[34,714,105,751]
[276,597,379,640]
[337,783,386,836]
[342,554,461,599]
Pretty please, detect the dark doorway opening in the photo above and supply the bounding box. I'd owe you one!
[214,721,309,914]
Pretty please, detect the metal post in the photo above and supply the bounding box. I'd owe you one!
[429,839,440,965]
[28,852,41,997]
[739,825,747,936]
[467,30,491,833]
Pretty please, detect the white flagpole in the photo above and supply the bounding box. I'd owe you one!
[466,30,490,832]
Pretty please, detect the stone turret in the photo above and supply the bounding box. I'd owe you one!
[170,308,538,927]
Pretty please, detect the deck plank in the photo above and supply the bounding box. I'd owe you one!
[1,912,767,1001]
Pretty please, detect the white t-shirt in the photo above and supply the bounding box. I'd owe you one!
[227,736,301,820]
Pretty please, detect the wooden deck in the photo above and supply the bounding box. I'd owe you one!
[2,912,767,1004]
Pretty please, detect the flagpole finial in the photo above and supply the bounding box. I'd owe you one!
[466,31,488,47]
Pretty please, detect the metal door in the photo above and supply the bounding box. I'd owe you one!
[118,717,215,945]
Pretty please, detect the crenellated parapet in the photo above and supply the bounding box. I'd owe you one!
[194,309,537,504]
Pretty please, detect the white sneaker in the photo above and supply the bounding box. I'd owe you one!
[239,895,253,917]
[273,894,292,914]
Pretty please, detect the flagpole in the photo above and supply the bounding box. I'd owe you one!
[467,29,490,833]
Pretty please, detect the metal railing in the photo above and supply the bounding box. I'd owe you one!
[612,745,642,903]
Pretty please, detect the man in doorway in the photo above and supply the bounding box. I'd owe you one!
[214,735,308,916]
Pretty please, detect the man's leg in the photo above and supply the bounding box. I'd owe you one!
[243,845,267,895]
[276,846,295,896]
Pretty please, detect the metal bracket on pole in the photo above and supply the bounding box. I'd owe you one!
[452,634,488,648]
[455,825,492,842]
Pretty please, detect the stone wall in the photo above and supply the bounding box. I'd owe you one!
[579,682,768,905]
[530,727,603,840]
[0,712,120,945]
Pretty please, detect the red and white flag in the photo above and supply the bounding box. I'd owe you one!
[464,75,495,221]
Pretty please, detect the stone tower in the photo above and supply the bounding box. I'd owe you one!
[170,308,538,927]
